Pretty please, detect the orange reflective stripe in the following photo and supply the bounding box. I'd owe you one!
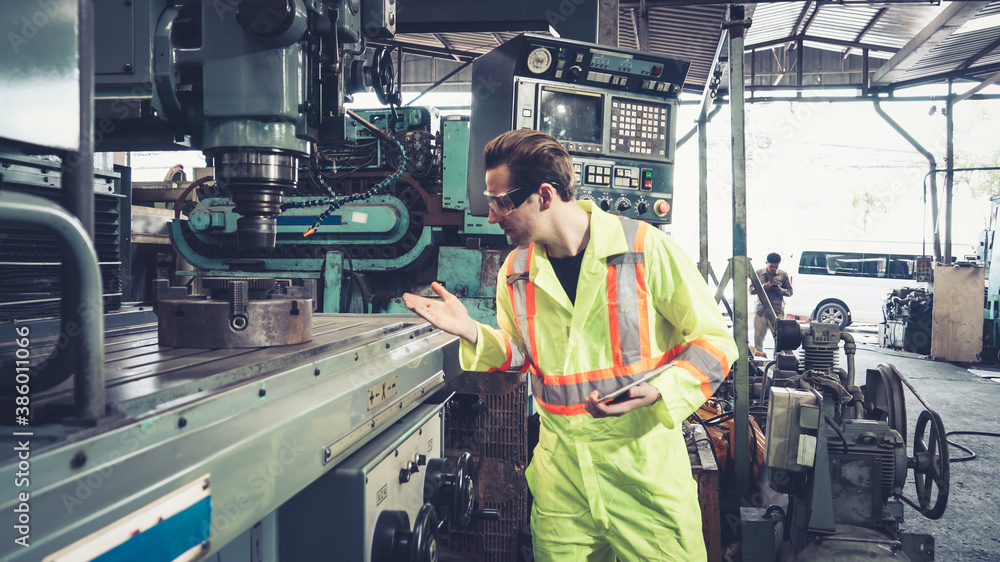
[606,264,623,366]
[534,398,589,416]
[535,353,674,386]
[675,360,714,399]
[634,221,651,359]
[499,333,513,372]
[690,339,729,376]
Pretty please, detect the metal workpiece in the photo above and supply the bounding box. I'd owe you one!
[0,315,459,561]
[156,277,313,348]
[157,299,313,348]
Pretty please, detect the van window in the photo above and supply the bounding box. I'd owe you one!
[798,251,917,280]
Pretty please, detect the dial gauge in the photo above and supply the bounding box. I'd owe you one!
[526,47,553,74]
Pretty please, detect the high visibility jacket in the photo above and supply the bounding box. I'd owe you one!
[460,201,738,559]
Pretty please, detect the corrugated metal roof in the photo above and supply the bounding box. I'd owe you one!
[645,5,729,90]
[390,2,1000,95]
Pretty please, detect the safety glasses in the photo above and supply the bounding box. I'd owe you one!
[484,186,535,216]
[484,182,559,216]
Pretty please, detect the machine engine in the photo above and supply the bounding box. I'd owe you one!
[742,320,949,562]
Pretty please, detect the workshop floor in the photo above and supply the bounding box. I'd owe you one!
[849,330,1000,561]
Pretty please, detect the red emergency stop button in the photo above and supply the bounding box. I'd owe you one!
[654,200,670,217]
[652,65,662,76]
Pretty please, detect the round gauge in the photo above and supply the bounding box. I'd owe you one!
[526,47,553,74]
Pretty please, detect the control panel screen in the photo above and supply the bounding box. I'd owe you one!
[538,88,602,146]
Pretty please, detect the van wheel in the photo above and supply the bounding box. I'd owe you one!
[814,301,851,329]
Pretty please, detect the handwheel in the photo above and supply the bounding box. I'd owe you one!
[907,409,950,519]
[408,504,439,562]
[371,47,399,106]
[370,504,440,562]
[424,452,476,527]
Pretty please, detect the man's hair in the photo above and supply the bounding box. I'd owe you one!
[484,129,576,201]
[767,252,781,264]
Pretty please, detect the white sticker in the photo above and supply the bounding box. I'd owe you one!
[351,211,369,224]
[797,434,817,468]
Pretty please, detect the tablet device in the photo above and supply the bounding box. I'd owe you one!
[597,361,679,404]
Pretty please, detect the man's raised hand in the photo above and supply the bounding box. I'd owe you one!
[402,282,478,344]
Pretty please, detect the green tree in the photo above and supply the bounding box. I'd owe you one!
[851,189,889,232]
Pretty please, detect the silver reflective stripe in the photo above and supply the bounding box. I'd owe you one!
[533,367,665,406]
[507,340,526,372]
[507,246,535,370]
[610,217,644,366]
[675,343,727,390]
[606,253,644,266]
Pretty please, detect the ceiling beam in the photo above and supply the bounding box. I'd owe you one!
[747,34,898,54]
[870,1,990,86]
[782,1,814,52]
[843,7,888,61]
[953,68,1000,104]
[367,39,481,62]
[873,60,1000,92]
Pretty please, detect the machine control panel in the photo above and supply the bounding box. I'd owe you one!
[470,34,690,225]
[574,159,670,222]
[518,41,688,98]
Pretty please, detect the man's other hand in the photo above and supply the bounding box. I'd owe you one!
[584,383,660,418]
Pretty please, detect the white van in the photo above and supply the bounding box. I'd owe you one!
[783,248,930,328]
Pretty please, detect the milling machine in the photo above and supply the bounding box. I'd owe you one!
[0,1,491,560]
[0,2,693,559]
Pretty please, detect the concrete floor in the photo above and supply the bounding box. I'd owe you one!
[850,342,1000,561]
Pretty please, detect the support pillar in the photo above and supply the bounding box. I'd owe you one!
[727,4,751,496]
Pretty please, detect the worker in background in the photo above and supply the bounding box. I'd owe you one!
[403,129,737,561]
[750,252,793,357]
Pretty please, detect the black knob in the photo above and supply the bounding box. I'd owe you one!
[415,454,427,466]
[637,201,648,214]
[399,468,411,484]
[617,199,632,212]
[600,199,611,211]
[566,65,582,82]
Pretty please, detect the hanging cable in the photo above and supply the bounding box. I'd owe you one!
[286,109,408,238]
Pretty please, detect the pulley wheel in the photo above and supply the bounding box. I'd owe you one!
[774,319,802,352]
[864,365,907,446]
[909,409,949,519]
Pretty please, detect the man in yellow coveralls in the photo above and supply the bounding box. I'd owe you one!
[402,129,737,561]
